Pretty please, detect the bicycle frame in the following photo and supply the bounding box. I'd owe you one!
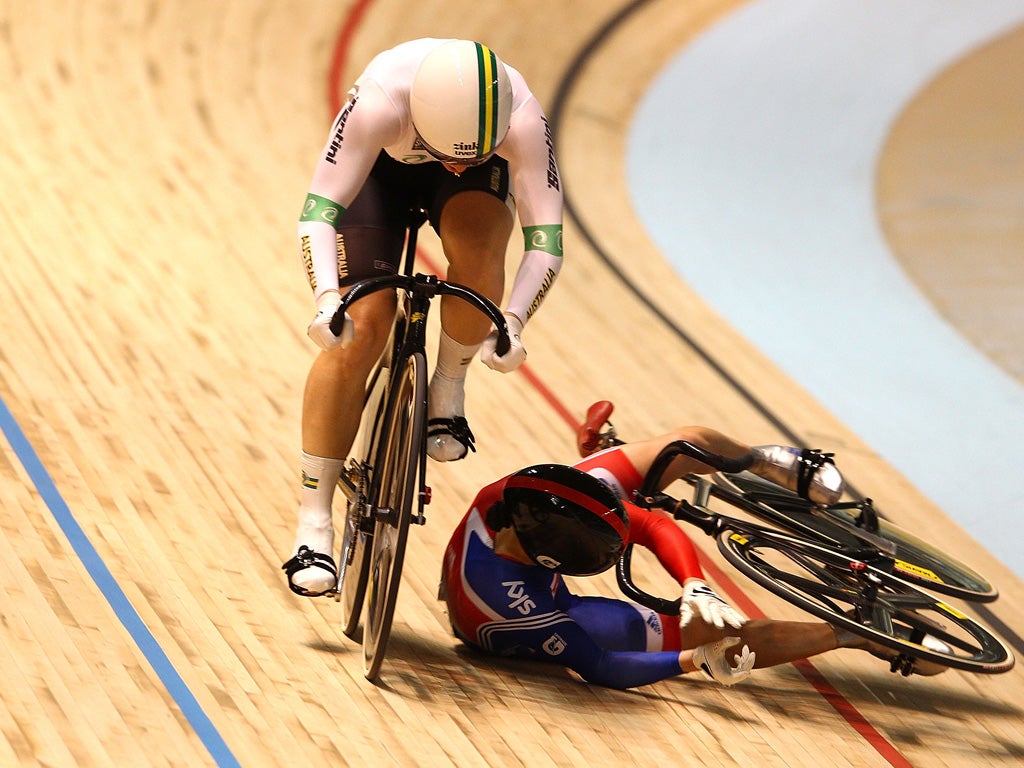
[333,271,510,513]
[617,439,970,614]
[331,204,511,509]
[328,209,512,679]
[579,403,1010,672]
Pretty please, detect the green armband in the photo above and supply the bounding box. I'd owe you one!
[300,193,345,228]
[522,225,563,257]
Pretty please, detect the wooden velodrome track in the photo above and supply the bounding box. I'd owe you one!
[2,1,1023,766]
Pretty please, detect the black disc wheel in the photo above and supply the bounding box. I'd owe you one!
[715,472,997,602]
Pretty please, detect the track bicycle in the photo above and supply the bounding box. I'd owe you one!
[578,401,1014,675]
[328,210,511,681]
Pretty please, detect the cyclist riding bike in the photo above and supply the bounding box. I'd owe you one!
[439,422,948,689]
[285,38,564,597]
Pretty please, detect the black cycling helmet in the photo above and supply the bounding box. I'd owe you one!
[502,464,629,576]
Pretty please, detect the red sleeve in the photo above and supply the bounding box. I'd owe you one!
[573,446,645,500]
[625,502,704,584]
[574,446,703,582]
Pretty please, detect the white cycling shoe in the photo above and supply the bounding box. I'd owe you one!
[426,374,476,461]
[864,632,952,676]
[282,545,337,597]
[750,445,845,505]
[426,416,476,461]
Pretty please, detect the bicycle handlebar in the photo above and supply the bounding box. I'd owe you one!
[616,545,683,616]
[640,440,753,496]
[615,441,753,615]
[329,273,512,356]
[615,486,725,616]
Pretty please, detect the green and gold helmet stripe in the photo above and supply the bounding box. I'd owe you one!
[475,43,500,155]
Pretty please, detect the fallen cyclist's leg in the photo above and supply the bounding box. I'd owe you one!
[680,617,949,676]
[833,624,951,676]
[749,445,846,505]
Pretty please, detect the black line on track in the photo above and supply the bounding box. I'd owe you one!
[547,0,1024,662]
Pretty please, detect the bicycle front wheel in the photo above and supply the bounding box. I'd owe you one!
[717,527,1013,674]
[362,351,426,680]
[338,360,391,639]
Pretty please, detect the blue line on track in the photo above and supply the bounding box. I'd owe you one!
[0,397,241,768]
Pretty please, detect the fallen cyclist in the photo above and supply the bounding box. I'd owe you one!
[438,409,949,689]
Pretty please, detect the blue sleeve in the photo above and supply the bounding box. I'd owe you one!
[533,618,681,689]
[518,584,683,689]
[575,647,684,689]
[465,540,683,689]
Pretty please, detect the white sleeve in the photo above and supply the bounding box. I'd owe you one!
[500,94,565,324]
[505,249,562,325]
[297,82,401,298]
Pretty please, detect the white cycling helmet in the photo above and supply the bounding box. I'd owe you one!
[410,40,513,164]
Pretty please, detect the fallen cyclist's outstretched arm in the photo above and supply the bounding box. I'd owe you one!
[689,637,755,686]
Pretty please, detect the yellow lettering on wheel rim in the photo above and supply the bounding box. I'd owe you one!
[894,559,943,584]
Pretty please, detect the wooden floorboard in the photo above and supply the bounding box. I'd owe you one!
[1,1,1022,766]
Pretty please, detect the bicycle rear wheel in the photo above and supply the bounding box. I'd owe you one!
[362,350,426,680]
[338,361,391,638]
[714,472,997,602]
[338,495,372,638]
[717,526,1013,674]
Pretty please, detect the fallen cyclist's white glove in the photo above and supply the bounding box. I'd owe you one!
[480,313,526,373]
[692,637,755,686]
[307,290,353,351]
[680,579,746,629]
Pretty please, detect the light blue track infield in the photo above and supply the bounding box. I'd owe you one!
[627,0,1024,578]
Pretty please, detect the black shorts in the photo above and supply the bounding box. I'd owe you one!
[336,151,511,286]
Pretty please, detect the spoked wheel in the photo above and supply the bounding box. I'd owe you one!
[337,361,390,639]
[338,494,371,639]
[717,527,1014,674]
[362,351,426,681]
[714,472,998,602]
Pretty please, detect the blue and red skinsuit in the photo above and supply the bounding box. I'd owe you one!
[440,446,706,689]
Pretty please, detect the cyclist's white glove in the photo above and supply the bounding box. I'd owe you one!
[480,313,526,373]
[692,637,755,686]
[307,290,353,351]
[680,579,746,629]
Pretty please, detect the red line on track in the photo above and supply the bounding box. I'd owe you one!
[325,10,911,767]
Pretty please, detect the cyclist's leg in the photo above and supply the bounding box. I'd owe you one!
[424,158,513,461]
[682,619,840,669]
[832,623,950,676]
[286,155,409,596]
[564,573,946,675]
[614,425,843,503]
[611,426,754,489]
